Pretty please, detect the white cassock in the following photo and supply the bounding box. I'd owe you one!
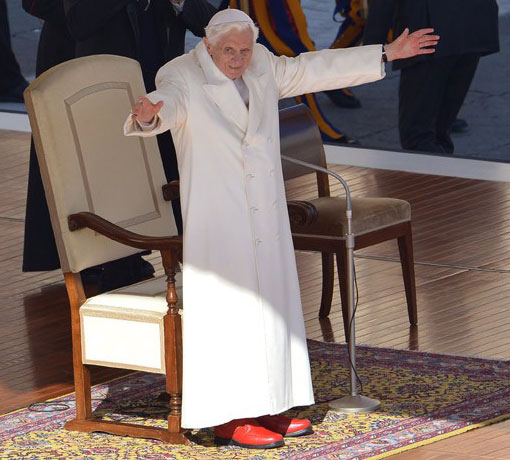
[125,41,385,428]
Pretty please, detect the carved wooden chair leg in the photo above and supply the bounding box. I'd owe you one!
[335,248,350,342]
[397,222,418,326]
[161,248,189,445]
[64,272,92,431]
[319,316,335,342]
[319,252,335,318]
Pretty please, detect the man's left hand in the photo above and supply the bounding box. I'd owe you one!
[384,28,440,62]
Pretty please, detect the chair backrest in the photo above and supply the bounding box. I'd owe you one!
[279,104,330,197]
[25,55,177,273]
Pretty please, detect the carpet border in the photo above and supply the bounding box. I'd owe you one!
[365,413,510,460]
[325,340,510,364]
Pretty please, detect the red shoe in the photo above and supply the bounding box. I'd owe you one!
[257,415,313,437]
[214,418,284,449]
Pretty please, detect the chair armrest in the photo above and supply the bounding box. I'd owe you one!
[162,180,180,201]
[287,200,318,227]
[68,212,182,251]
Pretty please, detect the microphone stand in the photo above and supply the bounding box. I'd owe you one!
[281,155,380,413]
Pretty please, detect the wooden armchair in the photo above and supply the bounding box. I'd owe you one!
[25,55,188,443]
[279,104,417,339]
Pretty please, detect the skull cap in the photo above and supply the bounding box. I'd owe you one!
[207,8,254,27]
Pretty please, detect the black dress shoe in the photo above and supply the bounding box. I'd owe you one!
[80,266,104,284]
[324,88,361,109]
[101,255,155,292]
[451,118,468,133]
[134,258,156,280]
[81,255,155,292]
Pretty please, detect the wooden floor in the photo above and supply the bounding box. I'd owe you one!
[1,129,510,458]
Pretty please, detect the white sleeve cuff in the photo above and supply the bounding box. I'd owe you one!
[136,116,159,131]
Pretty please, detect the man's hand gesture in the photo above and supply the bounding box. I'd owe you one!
[130,96,164,123]
[384,28,440,62]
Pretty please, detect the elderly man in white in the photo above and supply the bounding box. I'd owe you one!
[125,8,438,449]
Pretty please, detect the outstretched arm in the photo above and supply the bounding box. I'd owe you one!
[124,68,189,137]
[270,45,386,100]
[270,26,439,99]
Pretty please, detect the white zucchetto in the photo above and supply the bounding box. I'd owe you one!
[207,8,254,27]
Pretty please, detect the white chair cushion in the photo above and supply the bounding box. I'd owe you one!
[80,273,182,374]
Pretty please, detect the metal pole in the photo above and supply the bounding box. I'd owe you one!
[328,209,380,413]
[281,155,380,413]
[346,218,358,396]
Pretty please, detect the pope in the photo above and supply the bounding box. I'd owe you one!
[125,8,438,449]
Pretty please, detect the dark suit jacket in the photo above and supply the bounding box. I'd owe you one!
[22,0,75,76]
[64,0,215,63]
[0,0,27,92]
[363,0,500,70]
[64,0,215,231]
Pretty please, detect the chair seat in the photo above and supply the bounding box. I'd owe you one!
[290,197,411,237]
[85,273,183,310]
[80,274,182,374]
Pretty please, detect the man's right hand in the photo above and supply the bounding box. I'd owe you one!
[130,96,164,123]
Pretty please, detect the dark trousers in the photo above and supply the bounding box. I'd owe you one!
[0,0,26,94]
[399,54,480,154]
[156,131,183,234]
[23,141,61,271]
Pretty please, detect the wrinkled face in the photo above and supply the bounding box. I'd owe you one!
[204,28,254,79]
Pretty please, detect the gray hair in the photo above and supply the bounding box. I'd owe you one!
[205,21,259,46]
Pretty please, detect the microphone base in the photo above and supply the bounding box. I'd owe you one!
[328,395,380,413]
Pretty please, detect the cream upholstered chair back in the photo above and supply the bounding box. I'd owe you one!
[25,55,177,273]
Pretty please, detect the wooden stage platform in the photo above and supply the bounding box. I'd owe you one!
[1,129,510,459]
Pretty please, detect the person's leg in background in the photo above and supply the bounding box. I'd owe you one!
[435,53,480,153]
[398,57,454,154]
[156,132,183,234]
[325,0,365,108]
[0,0,28,101]
[23,140,61,272]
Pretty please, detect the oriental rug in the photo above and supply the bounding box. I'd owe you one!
[2,340,510,459]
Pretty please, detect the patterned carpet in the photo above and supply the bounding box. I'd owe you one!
[2,340,510,459]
